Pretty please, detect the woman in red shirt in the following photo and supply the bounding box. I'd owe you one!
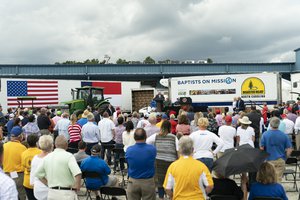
[68,114,82,149]
[169,114,177,135]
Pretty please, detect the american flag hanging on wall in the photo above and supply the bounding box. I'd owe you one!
[7,80,59,107]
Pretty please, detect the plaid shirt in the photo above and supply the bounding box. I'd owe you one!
[0,168,18,200]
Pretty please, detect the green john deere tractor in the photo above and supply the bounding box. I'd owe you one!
[64,86,111,116]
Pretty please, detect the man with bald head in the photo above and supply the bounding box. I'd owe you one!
[126,128,157,200]
[35,135,82,200]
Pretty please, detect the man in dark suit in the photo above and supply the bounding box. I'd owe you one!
[105,104,115,116]
[236,97,245,111]
[247,105,261,148]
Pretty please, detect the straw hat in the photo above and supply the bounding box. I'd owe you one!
[238,116,252,125]
[81,110,90,118]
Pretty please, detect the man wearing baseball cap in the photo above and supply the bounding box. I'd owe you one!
[217,115,236,158]
[3,126,27,200]
[80,144,118,200]
[156,113,168,128]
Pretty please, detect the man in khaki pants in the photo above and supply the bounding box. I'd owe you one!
[260,117,293,182]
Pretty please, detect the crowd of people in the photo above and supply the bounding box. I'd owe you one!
[0,97,298,200]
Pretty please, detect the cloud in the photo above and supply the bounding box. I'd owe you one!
[0,0,299,64]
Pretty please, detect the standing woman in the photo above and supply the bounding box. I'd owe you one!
[189,117,224,171]
[68,114,82,149]
[30,135,54,200]
[176,114,191,136]
[236,116,255,147]
[190,112,204,133]
[146,120,178,200]
[122,120,136,152]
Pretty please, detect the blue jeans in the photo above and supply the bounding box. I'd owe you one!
[197,158,213,172]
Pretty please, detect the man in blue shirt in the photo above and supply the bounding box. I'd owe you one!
[80,144,118,200]
[126,128,157,200]
[260,117,293,182]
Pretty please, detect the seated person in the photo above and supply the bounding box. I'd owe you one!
[209,171,244,200]
[248,162,288,200]
[74,141,89,162]
[80,144,118,200]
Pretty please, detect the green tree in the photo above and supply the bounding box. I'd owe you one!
[116,58,129,64]
[207,58,213,64]
[249,80,253,90]
[143,56,155,64]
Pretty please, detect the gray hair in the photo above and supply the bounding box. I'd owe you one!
[179,136,194,156]
[148,116,156,125]
[270,117,280,129]
[87,113,94,121]
[38,135,53,152]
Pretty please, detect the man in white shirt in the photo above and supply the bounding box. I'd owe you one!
[217,115,236,157]
[281,114,294,142]
[54,112,70,140]
[82,114,101,155]
[98,112,115,165]
[137,113,150,128]
[0,142,18,200]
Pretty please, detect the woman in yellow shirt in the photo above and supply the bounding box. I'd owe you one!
[21,134,41,200]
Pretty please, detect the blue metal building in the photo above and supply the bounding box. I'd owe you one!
[0,48,299,83]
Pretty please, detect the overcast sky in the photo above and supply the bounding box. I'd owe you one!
[0,0,300,64]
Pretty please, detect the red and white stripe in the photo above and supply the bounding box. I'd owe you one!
[7,80,59,107]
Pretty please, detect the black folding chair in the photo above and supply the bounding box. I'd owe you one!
[210,195,239,200]
[100,186,128,200]
[283,157,298,192]
[253,197,282,200]
[82,171,103,200]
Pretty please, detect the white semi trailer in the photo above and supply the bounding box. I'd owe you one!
[168,72,290,109]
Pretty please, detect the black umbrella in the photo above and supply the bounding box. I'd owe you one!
[212,144,269,177]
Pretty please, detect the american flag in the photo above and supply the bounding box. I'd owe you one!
[7,80,59,107]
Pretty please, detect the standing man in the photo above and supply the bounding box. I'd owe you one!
[164,136,213,199]
[281,114,294,142]
[98,112,115,165]
[236,97,245,111]
[217,115,236,158]
[37,108,51,135]
[35,135,82,200]
[144,116,160,137]
[0,142,18,200]
[3,126,27,200]
[54,112,71,140]
[247,106,262,148]
[260,117,292,182]
[126,128,157,200]
[81,113,101,155]
[286,107,297,123]
[52,110,62,125]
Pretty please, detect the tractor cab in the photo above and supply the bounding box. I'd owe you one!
[65,86,110,115]
[76,86,104,107]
